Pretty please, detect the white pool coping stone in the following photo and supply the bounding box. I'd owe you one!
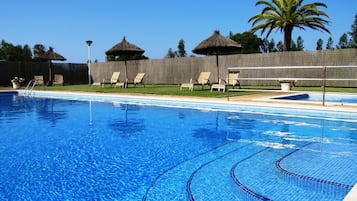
[14,90,357,121]
[344,183,357,201]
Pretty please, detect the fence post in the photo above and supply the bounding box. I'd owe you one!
[322,66,327,106]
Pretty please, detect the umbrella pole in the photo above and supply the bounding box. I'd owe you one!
[125,60,128,88]
[48,61,52,86]
[216,53,219,82]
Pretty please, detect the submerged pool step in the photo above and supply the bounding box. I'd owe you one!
[187,143,264,201]
[276,142,355,198]
[143,141,255,201]
[231,144,348,200]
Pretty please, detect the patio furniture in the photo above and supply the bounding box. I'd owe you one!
[180,78,194,91]
[225,72,240,88]
[34,75,44,86]
[94,72,120,87]
[211,73,240,92]
[126,73,145,87]
[181,71,211,90]
[53,74,64,86]
[211,79,226,92]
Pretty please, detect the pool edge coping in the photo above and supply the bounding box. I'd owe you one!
[37,90,357,112]
[344,183,357,201]
[4,89,357,114]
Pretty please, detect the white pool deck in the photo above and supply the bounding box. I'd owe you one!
[4,89,357,199]
[344,184,357,201]
[12,89,357,112]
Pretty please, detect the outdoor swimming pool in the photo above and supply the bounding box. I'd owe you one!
[0,91,356,200]
[273,92,357,104]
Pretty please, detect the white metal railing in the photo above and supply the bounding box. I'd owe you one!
[227,65,357,106]
[24,79,38,96]
[227,65,357,70]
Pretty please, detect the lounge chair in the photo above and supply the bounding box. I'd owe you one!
[211,79,226,92]
[53,74,64,86]
[95,72,120,87]
[225,72,240,88]
[125,73,145,88]
[34,75,44,86]
[211,73,240,92]
[196,72,211,88]
[181,71,211,90]
[180,78,194,91]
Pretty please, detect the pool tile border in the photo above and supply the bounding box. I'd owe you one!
[276,142,352,198]
[230,148,272,201]
[13,90,357,122]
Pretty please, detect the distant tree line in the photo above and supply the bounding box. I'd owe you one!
[165,1,357,59]
[166,12,356,58]
[0,41,53,62]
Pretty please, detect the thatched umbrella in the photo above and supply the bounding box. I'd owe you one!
[33,47,66,85]
[105,36,144,87]
[192,30,241,82]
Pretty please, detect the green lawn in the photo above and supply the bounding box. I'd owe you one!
[241,86,357,93]
[2,84,259,98]
[2,84,357,98]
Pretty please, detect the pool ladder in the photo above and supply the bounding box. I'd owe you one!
[24,79,38,96]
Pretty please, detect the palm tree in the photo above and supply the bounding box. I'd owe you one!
[249,0,330,51]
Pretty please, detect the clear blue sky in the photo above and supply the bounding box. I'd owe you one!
[1,0,355,63]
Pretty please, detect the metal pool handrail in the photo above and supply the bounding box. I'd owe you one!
[227,65,357,106]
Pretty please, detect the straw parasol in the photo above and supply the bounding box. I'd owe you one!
[192,30,241,82]
[105,36,145,87]
[33,47,66,85]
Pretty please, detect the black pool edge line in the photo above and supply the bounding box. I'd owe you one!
[230,147,272,201]
[275,142,353,191]
[185,143,252,201]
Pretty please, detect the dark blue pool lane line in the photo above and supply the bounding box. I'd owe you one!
[230,147,272,201]
[275,142,353,191]
[142,141,239,201]
[185,143,252,201]
[0,91,18,96]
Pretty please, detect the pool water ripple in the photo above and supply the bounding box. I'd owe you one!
[1,92,357,200]
[276,142,356,195]
[185,142,254,201]
[144,142,247,201]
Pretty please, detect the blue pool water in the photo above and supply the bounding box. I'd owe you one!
[0,91,357,200]
[274,92,357,104]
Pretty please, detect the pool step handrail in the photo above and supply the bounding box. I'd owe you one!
[24,79,38,96]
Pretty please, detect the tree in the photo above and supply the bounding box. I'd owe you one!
[177,39,186,57]
[249,0,330,51]
[337,33,349,49]
[296,36,304,51]
[0,40,31,61]
[0,41,4,60]
[276,41,284,51]
[33,44,46,58]
[316,38,323,50]
[165,48,176,58]
[261,38,270,53]
[349,13,357,48]
[290,40,298,51]
[268,38,277,52]
[326,37,334,50]
[261,38,278,53]
[230,31,261,53]
[23,44,32,61]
